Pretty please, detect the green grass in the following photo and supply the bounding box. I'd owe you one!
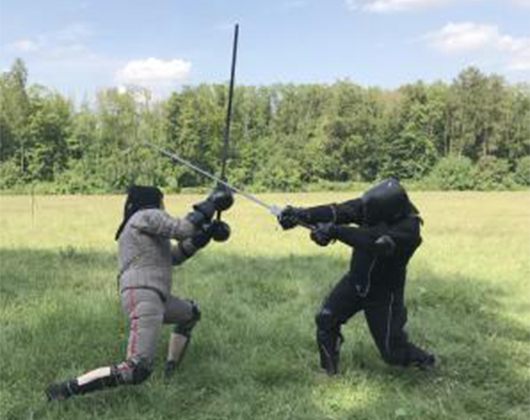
[1,192,529,419]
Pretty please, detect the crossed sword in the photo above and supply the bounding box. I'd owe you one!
[144,142,314,230]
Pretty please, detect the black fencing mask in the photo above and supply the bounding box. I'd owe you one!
[115,185,164,240]
[361,178,411,225]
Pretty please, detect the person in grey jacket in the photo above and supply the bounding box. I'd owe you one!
[46,185,233,401]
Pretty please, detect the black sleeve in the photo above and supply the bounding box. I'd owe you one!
[385,216,422,250]
[333,226,383,253]
[333,216,421,255]
[302,198,364,225]
[333,198,364,225]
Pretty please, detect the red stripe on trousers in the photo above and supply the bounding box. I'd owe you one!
[127,289,138,358]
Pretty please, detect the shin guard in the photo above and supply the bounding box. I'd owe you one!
[165,301,201,378]
[46,366,118,401]
[316,308,344,375]
[46,358,151,401]
[164,332,191,377]
[317,330,344,375]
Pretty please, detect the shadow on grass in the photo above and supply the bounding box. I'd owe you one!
[1,248,528,420]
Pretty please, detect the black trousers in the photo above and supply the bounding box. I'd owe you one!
[320,274,429,366]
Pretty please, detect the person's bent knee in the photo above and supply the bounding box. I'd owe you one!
[315,307,337,331]
[115,357,153,385]
[175,300,201,336]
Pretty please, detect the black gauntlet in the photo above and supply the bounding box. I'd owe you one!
[310,223,337,247]
[278,206,310,230]
[186,186,234,227]
[192,220,232,248]
[209,184,234,212]
[208,220,231,242]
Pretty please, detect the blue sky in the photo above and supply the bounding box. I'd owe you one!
[1,0,529,99]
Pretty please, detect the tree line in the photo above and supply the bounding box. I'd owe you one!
[1,58,529,193]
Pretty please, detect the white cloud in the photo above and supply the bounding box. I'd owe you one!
[115,58,192,88]
[5,22,94,60]
[8,39,40,52]
[427,22,530,71]
[427,22,499,53]
[346,0,530,12]
[512,0,530,8]
[345,0,452,12]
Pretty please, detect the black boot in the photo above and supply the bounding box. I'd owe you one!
[414,353,436,370]
[45,380,78,401]
[409,345,436,370]
[317,330,344,375]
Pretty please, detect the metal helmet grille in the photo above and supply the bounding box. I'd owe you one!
[361,178,410,225]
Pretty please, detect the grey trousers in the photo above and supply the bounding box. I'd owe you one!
[120,288,194,364]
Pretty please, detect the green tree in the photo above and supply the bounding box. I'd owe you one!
[0,58,31,170]
[381,82,438,179]
[25,86,72,181]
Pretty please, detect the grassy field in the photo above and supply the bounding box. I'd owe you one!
[1,191,529,420]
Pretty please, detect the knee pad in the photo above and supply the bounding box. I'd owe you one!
[175,301,201,336]
[315,307,338,331]
[115,357,153,385]
[131,358,152,384]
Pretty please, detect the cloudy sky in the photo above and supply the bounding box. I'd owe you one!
[1,0,529,99]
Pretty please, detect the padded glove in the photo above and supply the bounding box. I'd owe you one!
[207,220,231,242]
[208,184,234,212]
[310,223,337,247]
[278,206,308,230]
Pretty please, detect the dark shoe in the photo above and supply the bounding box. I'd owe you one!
[164,361,177,379]
[318,332,344,376]
[45,381,75,401]
[414,353,436,371]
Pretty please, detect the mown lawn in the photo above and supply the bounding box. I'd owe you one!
[0,191,529,420]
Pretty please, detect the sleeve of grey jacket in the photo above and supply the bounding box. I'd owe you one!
[171,239,198,266]
[130,209,196,240]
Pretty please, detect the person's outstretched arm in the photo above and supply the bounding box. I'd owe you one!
[278,198,364,230]
[311,216,421,255]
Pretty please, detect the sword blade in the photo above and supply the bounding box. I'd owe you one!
[144,142,283,216]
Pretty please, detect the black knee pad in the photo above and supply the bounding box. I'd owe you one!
[175,301,201,336]
[315,307,338,331]
[115,358,153,385]
[131,358,152,384]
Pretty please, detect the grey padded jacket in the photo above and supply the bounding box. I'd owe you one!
[117,208,198,299]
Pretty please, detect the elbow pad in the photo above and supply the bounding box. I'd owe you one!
[374,235,396,256]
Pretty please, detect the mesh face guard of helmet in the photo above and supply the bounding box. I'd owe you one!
[125,185,164,214]
[361,178,410,225]
[115,185,164,240]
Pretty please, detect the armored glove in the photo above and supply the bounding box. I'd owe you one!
[187,186,234,227]
[208,220,231,242]
[278,206,309,230]
[209,184,234,212]
[310,223,337,247]
[192,220,231,248]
